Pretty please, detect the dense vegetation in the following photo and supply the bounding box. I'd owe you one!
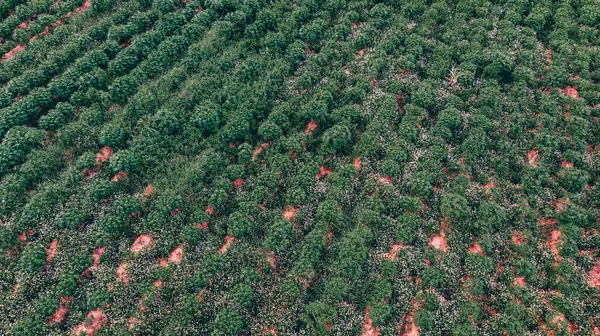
[0,0,600,335]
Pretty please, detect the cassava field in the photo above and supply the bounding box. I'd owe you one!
[0,0,599,335]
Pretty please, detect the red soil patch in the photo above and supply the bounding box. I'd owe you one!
[196,221,209,230]
[527,149,539,167]
[111,171,127,182]
[483,180,495,196]
[117,262,130,283]
[17,229,35,243]
[46,240,59,266]
[77,0,91,11]
[562,86,580,99]
[95,147,113,165]
[378,175,393,184]
[386,243,407,261]
[158,258,169,267]
[512,231,527,246]
[16,20,30,29]
[547,230,563,261]
[143,184,157,198]
[206,205,215,215]
[153,280,164,288]
[588,259,600,287]
[305,120,317,134]
[353,157,361,171]
[316,166,333,178]
[514,277,526,288]
[429,230,448,253]
[131,235,153,254]
[401,310,419,336]
[2,44,26,63]
[468,240,484,255]
[72,309,107,336]
[233,178,244,188]
[555,198,570,213]
[546,49,552,64]
[50,297,72,325]
[283,206,297,220]
[83,246,105,276]
[218,235,236,254]
[362,306,381,336]
[168,246,184,264]
[262,326,278,335]
[252,143,269,161]
[356,49,365,60]
[560,160,573,168]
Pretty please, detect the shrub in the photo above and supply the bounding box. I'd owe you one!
[19,243,46,272]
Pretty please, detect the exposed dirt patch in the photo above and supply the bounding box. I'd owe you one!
[233,178,244,189]
[305,120,318,134]
[112,171,128,182]
[514,277,526,288]
[562,86,580,99]
[429,230,448,253]
[316,166,333,178]
[117,262,130,283]
[386,243,407,261]
[252,143,269,161]
[95,146,113,165]
[168,246,184,264]
[527,149,539,167]
[83,246,105,276]
[400,310,419,336]
[72,309,107,336]
[356,49,365,60]
[78,0,91,11]
[143,184,157,199]
[50,297,72,325]
[353,157,361,171]
[378,175,393,184]
[468,240,484,255]
[131,235,153,254]
[283,206,297,220]
[46,240,59,267]
[588,259,600,288]
[512,231,527,246]
[547,230,562,261]
[361,305,380,336]
[2,44,26,63]
[218,235,236,254]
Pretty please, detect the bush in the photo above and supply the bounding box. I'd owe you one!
[19,243,46,272]
[321,124,352,154]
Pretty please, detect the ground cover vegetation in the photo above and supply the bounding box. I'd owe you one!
[0,0,599,335]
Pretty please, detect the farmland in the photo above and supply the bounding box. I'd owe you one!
[0,0,600,335]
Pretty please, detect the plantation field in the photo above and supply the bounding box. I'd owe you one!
[0,0,600,335]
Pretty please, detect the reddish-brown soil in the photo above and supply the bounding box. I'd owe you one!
[218,235,236,254]
[316,166,333,178]
[468,240,484,255]
[547,230,562,261]
[353,157,361,171]
[305,120,317,134]
[514,277,526,288]
[117,262,130,283]
[131,235,153,254]
[562,86,580,99]
[283,206,297,220]
[168,246,184,264]
[72,309,107,336]
[50,297,72,325]
[252,143,269,161]
[588,259,600,287]
[111,171,128,182]
[233,178,244,188]
[429,230,448,253]
[46,240,59,266]
[82,246,105,276]
[361,306,380,336]
[386,243,407,261]
[527,149,539,167]
[401,310,419,336]
[512,231,527,246]
[378,175,393,184]
[95,146,113,165]
[143,184,157,198]
[356,49,365,60]
[2,44,26,63]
